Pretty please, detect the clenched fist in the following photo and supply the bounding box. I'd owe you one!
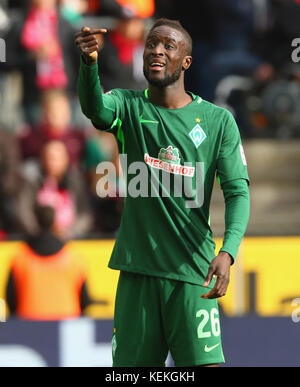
[75,26,107,66]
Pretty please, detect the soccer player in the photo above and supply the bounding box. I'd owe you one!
[75,18,250,367]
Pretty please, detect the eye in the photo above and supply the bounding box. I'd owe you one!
[165,43,175,50]
[146,41,156,49]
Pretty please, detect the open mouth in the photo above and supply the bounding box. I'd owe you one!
[149,62,166,71]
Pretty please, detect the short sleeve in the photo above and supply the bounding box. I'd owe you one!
[217,110,250,186]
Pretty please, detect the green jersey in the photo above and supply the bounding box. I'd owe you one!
[78,60,249,287]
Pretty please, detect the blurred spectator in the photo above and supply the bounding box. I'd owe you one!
[0,128,28,238]
[18,88,124,235]
[89,132,124,234]
[92,0,155,18]
[19,89,91,166]
[202,0,300,138]
[5,204,104,320]
[21,0,68,90]
[19,140,93,239]
[4,0,79,126]
[88,0,122,17]
[85,0,101,14]
[115,0,155,18]
[18,88,108,212]
[253,0,300,72]
[197,0,264,102]
[246,0,300,137]
[99,14,147,91]
[59,0,89,24]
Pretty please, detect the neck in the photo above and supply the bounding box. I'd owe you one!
[148,78,192,109]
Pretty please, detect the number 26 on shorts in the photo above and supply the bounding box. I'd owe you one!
[196,308,221,339]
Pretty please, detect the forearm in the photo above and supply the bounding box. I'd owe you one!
[77,56,115,129]
[219,178,250,261]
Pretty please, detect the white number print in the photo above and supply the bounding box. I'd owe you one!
[196,308,220,339]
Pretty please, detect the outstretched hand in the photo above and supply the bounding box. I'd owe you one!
[201,252,233,299]
[75,26,107,66]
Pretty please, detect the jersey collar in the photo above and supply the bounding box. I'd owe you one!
[144,89,202,104]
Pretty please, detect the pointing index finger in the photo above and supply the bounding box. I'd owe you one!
[91,28,108,35]
[75,27,107,38]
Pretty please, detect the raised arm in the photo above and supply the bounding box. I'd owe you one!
[75,27,107,66]
[75,27,117,130]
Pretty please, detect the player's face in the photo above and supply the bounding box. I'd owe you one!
[143,26,190,88]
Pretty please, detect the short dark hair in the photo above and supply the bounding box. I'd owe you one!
[148,18,193,56]
[34,204,55,231]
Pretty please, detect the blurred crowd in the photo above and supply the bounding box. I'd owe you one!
[0,0,300,241]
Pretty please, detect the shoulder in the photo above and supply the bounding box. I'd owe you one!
[11,243,32,268]
[105,88,145,101]
[200,100,239,137]
[200,99,234,122]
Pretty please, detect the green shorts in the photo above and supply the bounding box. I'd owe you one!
[112,271,225,367]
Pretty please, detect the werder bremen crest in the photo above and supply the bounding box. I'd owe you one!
[158,146,181,165]
[189,124,207,148]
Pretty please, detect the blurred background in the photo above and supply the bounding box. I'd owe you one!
[0,0,299,367]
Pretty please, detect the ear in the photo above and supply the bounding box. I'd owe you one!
[182,56,192,71]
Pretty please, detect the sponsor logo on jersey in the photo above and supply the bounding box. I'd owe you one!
[96,154,204,208]
[144,146,195,177]
[189,124,207,148]
[158,146,181,165]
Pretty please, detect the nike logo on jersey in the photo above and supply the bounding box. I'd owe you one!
[139,115,159,124]
[204,343,220,353]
